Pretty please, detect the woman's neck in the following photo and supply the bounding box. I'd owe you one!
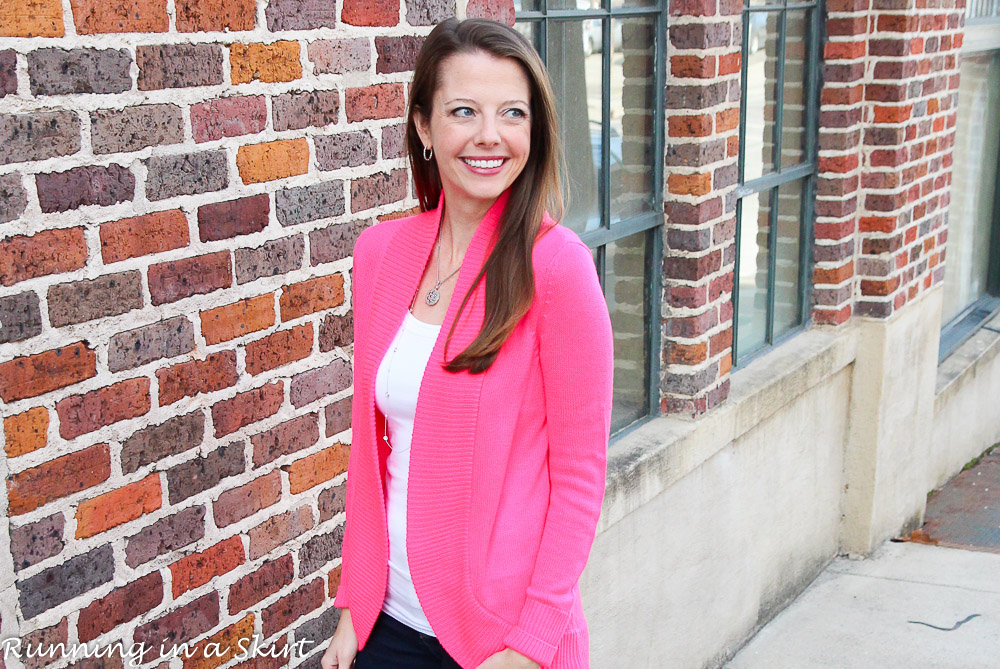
[437,191,496,265]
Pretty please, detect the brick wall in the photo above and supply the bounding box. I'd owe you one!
[0,1,522,667]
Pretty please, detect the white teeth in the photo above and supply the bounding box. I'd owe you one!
[463,158,504,169]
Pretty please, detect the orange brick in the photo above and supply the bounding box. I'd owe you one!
[75,473,161,538]
[813,261,854,286]
[70,0,168,34]
[328,565,341,597]
[7,443,111,516]
[824,40,865,60]
[0,0,64,37]
[668,115,712,138]
[715,108,740,133]
[246,324,314,375]
[727,135,739,157]
[237,138,309,185]
[818,154,859,174]
[285,443,350,494]
[671,55,715,78]
[170,536,245,598]
[4,407,49,458]
[859,216,897,233]
[717,52,741,76]
[667,172,712,197]
[719,353,732,377]
[230,41,302,84]
[665,342,707,365]
[861,276,900,296]
[201,295,276,345]
[100,210,189,264]
[175,0,255,33]
[0,342,96,403]
[279,275,345,321]
[872,105,912,124]
[183,613,255,669]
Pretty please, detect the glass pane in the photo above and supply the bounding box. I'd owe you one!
[513,19,541,52]
[610,17,655,223]
[547,20,602,234]
[612,0,659,7]
[773,179,804,338]
[941,50,1000,324]
[513,0,542,10]
[736,190,770,359]
[606,232,649,432]
[742,10,780,182]
[780,10,809,169]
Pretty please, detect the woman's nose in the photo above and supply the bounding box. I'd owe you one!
[475,116,501,145]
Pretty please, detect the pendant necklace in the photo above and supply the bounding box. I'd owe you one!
[425,240,462,306]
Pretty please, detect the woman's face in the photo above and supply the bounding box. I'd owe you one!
[415,50,532,215]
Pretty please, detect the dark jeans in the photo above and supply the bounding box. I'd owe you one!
[354,611,463,669]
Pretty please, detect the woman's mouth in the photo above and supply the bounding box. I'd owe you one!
[461,157,506,173]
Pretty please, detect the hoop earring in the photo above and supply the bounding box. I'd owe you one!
[423,146,433,161]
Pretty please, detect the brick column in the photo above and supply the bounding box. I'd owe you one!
[661,0,742,417]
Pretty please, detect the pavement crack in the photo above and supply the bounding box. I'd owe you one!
[907,613,981,631]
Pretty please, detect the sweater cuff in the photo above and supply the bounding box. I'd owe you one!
[333,584,349,609]
[501,596,571,668]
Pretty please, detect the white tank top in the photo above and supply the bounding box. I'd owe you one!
[374,309,441,635]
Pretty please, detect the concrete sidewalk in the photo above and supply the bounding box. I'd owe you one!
[727,541,1000,668]
[728,446,1000,668]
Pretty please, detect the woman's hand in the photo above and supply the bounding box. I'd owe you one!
[475,648,541,669]
[320,609,358,669]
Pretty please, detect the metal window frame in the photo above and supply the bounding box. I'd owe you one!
[515,0,667,436]
[939,69,1000,361]
[733,0,822,367]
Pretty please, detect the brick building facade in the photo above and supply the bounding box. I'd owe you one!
[1,0,997,667]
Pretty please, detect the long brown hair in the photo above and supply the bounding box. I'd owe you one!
[406,17,565,374]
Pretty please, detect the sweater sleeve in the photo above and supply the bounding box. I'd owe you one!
[502,239,613,666]
[334,225,378,610]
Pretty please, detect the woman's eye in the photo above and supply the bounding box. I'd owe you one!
[452,107,475,118]
[505,108,528,119]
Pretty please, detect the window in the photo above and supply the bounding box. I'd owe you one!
[515,0,666,433]
[939,48,1000,358]
[733,0,821,365]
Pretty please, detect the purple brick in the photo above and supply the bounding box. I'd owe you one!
[191,96,267,143]
[235,235,305,284]
[266,0,339,30]
[290,359,351,408]
[376,36,425,74]
[109,316,195,373]
[669,22,731,50]
[27,48,132,96]
[316,131,377,171]
[0,173,28,223]
[406,0,455,25]
[133,592,218,648]
[0,111,81,166]
[0,291,42,344]
[165,443,245,504]
[0,50,16,97]
[47,271,143,327]
[137,44,224,90]
[310,219,367,265]
[275,181,345,226]
[35,164,135,213]
[350,169,407,212]
[382,123,406,159]
[91,104,184,154]
[325,396,351,437]
[319,312,354,351]
[198,194,270,242]
[251,413,320,466]
[18,544,114,620]
[124,505,205,567]
[121,411,205,475]
[318,480,346,520]
[308,39,370,74]
[10,513,64,572]
[145,151,228,201]
[273,89,340,131]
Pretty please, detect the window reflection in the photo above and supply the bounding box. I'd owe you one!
[607,231,649,432]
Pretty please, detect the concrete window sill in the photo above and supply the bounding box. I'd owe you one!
[935,309,1000,404]
[600,325,858,533]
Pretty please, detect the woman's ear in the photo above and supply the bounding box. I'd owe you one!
[413,109,432,150]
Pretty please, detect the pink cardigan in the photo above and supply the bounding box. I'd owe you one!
[334,189,614,669]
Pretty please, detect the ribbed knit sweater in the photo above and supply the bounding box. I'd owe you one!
[334,189,614,669]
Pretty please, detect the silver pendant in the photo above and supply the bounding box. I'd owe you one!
[425,288,440,306]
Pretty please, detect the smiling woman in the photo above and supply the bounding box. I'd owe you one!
[320,17,613,669]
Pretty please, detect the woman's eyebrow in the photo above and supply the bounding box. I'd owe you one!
[444,97,529,106]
